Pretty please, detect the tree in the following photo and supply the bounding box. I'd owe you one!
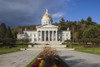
[86,17,96,25]
[12,30,18,39]
[82,26,100,39]
[6,26,13,38]
[81,19,85,23]
[87,17,92,22]
[0,23,7,38]
[59,18,66,30]
[71,25,75,42]
[2,38,16,47]
[54,22,58,26]
[78,30,83,39]
[60,18,65,23]
[59,18,65,26]
[0,23,17,47]
[74,32,79,40]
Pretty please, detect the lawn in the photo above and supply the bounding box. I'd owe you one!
[75,47,100,55]
[62,42,87,48]
[0,45,28,55]
[62,42,100,55]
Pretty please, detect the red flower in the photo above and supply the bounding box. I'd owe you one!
[31,59,40,67]
[57,64,63,67]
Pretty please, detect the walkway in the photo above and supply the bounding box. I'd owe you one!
[58,49,100,67]
[0,49,40,67]
[0,47,100,67]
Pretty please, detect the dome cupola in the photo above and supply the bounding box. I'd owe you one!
[41,9,52,25]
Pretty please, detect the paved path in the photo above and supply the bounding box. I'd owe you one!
[0,47,100,67]
[0,50,40,67]
[58,49,100,67]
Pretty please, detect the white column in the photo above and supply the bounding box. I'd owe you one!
[52,31,54,41]
[48,31,50,41]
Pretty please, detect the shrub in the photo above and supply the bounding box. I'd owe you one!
[83,45,100,48]
[45,43,49,45]
[40,47,58,67]
[31,47,66,67]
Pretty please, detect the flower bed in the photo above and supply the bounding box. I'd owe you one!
[31,47,68,67]
[83,45,100,48]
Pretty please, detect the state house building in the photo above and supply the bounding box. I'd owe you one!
[17,9,71,44]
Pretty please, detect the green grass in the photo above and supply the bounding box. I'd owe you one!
[63,42,100,55]
[75,47,100,55]
[0,45,28,55]
[26,55,39,67]
[62,42,86,48]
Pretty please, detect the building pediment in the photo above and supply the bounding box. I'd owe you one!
[36,24,58,28]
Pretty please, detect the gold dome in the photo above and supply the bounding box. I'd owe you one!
[42,9,51,19]
[42,13,51,18]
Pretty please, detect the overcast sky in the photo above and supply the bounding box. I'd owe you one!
[0,0,100,28]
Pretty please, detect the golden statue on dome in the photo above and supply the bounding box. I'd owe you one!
[42,9,51,18]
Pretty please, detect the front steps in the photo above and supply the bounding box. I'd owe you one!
[26,41,75,50]
[35,41,62,45]
[26,47,75,51]
[33,45,66,48]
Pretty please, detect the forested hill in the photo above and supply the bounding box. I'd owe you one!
[12,17,100,39]
[12,25,36,33]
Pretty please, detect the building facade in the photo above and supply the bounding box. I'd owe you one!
[17,9,71,44]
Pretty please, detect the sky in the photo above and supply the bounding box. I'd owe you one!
[0,0,100,28]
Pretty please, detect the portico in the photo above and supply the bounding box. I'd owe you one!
[37,30,58,41]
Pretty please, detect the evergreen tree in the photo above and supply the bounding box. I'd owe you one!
[59,18,65,26]
[87,17,92,22]
[81,19,85,23]
[6,26,13,38]
[60,18,65,23]
[54,22,58,26]
[59,18,66,30]
[12,30,18,39]
[0,23,7,38]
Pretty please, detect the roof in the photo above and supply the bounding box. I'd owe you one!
[36,24,58,28]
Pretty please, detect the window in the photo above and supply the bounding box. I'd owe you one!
[39,38,40,41]
[30,33,32,36]
[39,33,40,36]
[54,38,55,41]
[30,38,32,41]
[66,33,68,36]
[34,34,35,37]
[34,38,36,41]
